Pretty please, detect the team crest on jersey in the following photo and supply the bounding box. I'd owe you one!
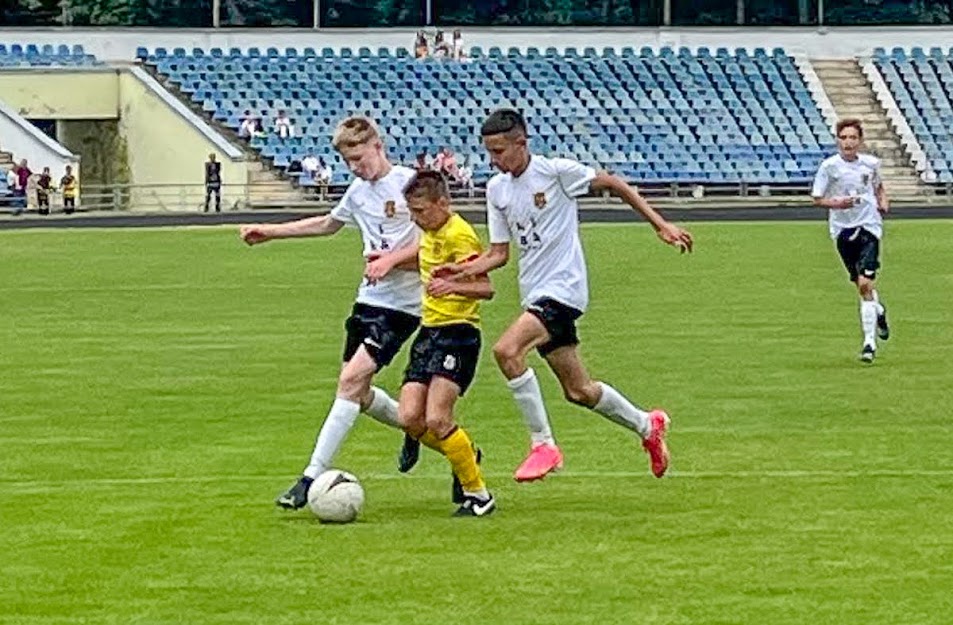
[533,192,547,209]
[433,241,443,256]
[384,200,396,218]
[443,354,457,371]
[861,174,870,186]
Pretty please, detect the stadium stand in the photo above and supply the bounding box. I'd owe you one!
[0,43,101,67]
[872,46,953,184]
[139,46,835,187]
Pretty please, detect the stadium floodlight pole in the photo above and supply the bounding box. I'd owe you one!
[426,0,433,25]
[818,0,824,25]
[212,0,220,27]
[314,0,320,28]
[662,0,671,26]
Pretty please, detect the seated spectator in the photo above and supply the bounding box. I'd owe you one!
[457,159,474,196]
[413,151,432,171]
[315,158,332,201]
[274,110,295,139]
[433,146,459,180]
[301,153,320,179]
[433,31,451,59]
[452,29,466,60]
[414,31,429,59]
[239,110,258,138]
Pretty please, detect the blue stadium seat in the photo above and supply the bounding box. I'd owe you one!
[139,46,833,184]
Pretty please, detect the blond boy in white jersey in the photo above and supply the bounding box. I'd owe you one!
[439,109,694,482]
[240,116,426,509]
[811,118,890,363]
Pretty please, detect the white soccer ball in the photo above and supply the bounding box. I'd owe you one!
[307,469,365,524]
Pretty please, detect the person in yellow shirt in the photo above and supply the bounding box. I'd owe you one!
[60,165,78,214]
[394,170,496,517]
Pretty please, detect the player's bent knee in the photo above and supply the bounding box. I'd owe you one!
[399,408,426,435]
[337,370,372,403]
[492,340,524,376]
[425,412,455,439]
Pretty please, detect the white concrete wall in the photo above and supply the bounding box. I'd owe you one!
[4,26,953,62]
[0,98,79,178]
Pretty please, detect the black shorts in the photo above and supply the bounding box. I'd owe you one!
[342,303,419,371]
[527,298,583,357]
[403,324,481,395]
[63,197,75,208]
[836,227,881,283]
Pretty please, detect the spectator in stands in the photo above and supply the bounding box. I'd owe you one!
[315,158,332,202]
[413,151,432,171]
[204,153,222,213]
[61,165,77,214]
[274,110,295,139]
[433,31,451,59]
[239,110,258,139]
[5,167,23,215]
[452,29,466,60]
[301,152,320,180]
[15,159,31,201]
[414,31,429,59]
[36,167,53,215]
[457,158,474,196]
[433,146,459,180]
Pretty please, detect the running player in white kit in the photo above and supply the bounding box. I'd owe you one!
[811,118,890,363]
[438,109,695,482]
[240,116,424,508]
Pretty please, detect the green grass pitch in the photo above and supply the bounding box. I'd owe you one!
[1,220,952,624]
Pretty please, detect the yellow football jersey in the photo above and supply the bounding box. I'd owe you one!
[419,212,483,327]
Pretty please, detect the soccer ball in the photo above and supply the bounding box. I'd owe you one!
[307,469,365,524]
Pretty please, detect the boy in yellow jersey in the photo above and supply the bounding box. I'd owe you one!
[60,165,78,214]
[398,170,496,517]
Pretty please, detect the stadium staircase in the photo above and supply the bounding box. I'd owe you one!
[140,62,305,208]
[812,59,923,196]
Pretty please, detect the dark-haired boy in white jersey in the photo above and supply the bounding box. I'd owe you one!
[439,109,695,482]
[241,115,425,509]
[811,118,890,363]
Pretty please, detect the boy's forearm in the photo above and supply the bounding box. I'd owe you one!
[593,174,667,230]
[272,215,340,238]
[452,281,494,300]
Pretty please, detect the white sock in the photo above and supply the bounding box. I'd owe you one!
[592,382,651,438]
[871,289,885,316]
[363,386,401,429]
[860,300,878,349]
[507,368,555,446]
[303,398,360,479]
[463,487,490,500]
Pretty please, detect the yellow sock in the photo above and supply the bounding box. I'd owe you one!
[435,428,485,494]
[418,430,443,453]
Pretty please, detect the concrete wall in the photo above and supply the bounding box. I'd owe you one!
[0,69,119,119]
[0,98,79,186]
[4,26,953,61]
[118,70,247,210]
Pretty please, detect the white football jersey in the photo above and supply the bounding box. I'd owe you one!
[811,153,884,240]
[486,155,596,313]
[330,165,422,316]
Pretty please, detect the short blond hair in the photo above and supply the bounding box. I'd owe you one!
[332,115,382,150]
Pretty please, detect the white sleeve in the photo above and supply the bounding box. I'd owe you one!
[486,194,510,244]
[552,158,597,198]
[811,164,830,198]
[329,183,356,224]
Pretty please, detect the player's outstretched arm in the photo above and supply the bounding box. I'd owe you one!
[812,196,855,209]
[590,173,694,253]
[437,243,510,280]
[365,244,419,284]
[240,214,345,246]
[428,274,494,300]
